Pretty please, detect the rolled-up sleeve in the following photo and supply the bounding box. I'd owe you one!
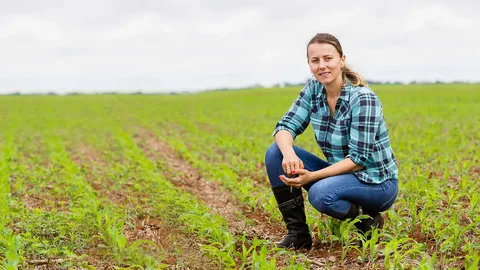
[272,84,312,140]
[346,93,382,167]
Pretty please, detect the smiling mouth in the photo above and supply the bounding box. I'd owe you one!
[319,72,331,76]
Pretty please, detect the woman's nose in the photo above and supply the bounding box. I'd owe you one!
[319,60,326,69]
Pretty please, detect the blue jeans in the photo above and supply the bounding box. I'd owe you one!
[265,143,398,219]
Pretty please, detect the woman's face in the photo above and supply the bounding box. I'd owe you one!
[307,43,345,87]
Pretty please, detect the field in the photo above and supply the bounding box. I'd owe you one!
[0,84,479,269]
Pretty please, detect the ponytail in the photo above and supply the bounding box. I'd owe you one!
[342,64,367,87]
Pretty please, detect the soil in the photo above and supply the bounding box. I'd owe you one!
[133,129,372,269]
[133,129,285,241]
[69,142,216,269]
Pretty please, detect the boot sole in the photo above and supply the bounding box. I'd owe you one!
[278,240,312,250]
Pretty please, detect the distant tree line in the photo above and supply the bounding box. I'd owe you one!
[2,80,478,96]
[272,79,478,88]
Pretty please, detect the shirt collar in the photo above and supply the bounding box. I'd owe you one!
[319,80,351,101]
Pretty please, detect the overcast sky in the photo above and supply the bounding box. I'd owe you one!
[0,0,479,93]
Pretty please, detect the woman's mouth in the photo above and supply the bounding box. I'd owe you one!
[319,72,331,77]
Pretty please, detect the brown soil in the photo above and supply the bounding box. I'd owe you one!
[69,144,127,206]
[21,188,71,212]
[9,141,70,212]
[133,129,370,269]
[69,142,216,269]
[133,129,284,241]
[124,217,215,269]
[469,166,480,176]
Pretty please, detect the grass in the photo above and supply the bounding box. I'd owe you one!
[0,83,479,269]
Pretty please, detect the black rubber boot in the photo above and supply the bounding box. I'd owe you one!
[271,185,312,250]
[343,203,360,220]
[354,208,384,239]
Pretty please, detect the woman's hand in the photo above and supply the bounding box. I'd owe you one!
[282,153,304,176]
[279,169,314,188]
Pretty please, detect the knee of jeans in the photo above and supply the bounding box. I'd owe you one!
[308,189,332,213]
[265,142,281,165]
[380,183,398,211]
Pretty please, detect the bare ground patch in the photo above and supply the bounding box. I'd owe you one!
[69,142,216,269]
[9,139,70,212]
[133,129,284,241]
[14,180,71,212]
[125,217,216,269]
[133,129,375,269]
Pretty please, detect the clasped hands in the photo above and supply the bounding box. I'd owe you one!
[279,154,314,188]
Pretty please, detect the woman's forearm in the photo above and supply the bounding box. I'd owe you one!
[311,158,363,181]
[274,130,296,156]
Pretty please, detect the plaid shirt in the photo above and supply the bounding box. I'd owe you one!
[273,80,398,184]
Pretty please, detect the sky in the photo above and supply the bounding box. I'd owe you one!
[0,0,479,94]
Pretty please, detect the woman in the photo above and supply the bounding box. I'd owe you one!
[265,33,398,250]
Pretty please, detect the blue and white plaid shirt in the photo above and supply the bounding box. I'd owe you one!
[273,80,398,184]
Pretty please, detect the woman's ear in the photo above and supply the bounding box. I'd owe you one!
[341,55,346,66]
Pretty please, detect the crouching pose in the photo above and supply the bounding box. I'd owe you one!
[265,33,398,249]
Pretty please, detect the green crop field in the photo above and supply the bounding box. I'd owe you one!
[0,84,479,269]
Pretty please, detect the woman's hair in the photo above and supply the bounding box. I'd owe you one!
[307,33,367,86]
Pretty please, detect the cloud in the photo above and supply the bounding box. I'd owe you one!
[0,0,478,93]
[0,15,64,41]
